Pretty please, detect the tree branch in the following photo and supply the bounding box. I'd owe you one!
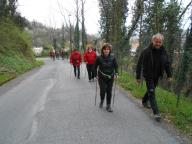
[178,1,192,21]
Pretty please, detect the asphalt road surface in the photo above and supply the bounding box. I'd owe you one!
[0,58,187,144]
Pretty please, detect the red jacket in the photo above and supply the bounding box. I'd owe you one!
[70,50,82,66]
[84,50,97,65]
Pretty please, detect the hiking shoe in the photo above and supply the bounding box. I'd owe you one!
[154,114,161,122]
[99,101,103,108]
[106,105,113,112]
[142,102,151,109]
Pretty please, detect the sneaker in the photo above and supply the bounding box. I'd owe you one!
[154,114,161,122]
[106,105,113,112]
[99,101,103,108]
[142,102,151,109]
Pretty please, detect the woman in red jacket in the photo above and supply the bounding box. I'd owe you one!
[70,49,82,79]
[84,44,97,82]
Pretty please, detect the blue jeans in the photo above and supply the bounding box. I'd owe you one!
[142,78,159,114]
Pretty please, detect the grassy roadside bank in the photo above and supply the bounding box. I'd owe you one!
[0,19,44,85]
[0,56,44,85]
[118,72,192,137]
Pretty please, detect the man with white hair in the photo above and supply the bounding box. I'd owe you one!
[136,33,172,121]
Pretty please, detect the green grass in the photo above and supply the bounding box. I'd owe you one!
[0,55,44,85]
[118,72,192,136]
[0,74,16,85]
[0,18,44,85]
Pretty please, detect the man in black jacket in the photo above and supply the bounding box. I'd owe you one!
[136,33,172,121]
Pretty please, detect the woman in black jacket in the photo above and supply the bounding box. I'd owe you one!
[95,43,118,112]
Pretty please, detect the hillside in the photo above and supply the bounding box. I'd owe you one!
[0,18,42,85]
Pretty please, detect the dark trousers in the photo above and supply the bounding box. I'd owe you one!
[73,66,80,78]
[98,78,114,105]
[142,78,159,114]
[86,64,95,80]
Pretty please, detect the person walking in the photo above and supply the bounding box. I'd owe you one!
[61,48,65,60]
[49,48,55,61]
[95,43,118,112]
[84,44,97,82]
[136,33,172,121]
[70,49,82,79]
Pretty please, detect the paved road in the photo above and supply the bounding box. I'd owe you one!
[0,58,186,144]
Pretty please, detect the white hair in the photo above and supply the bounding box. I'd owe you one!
[152,33,164,42]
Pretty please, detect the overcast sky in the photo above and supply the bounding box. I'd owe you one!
[17,0,100,35]
[17,0,191,35]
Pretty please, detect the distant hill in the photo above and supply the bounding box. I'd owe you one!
[26,20,98,50]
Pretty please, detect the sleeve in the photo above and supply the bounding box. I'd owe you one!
[136,51,144,79]
[113,57,118,75]
[70,53,73,64]
[84,52,87,62]
[79,53,82,64]
[94,57,100,76]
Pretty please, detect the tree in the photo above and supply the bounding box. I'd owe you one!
[8,0,18,17]
[176,14,192,97]
[98,0,128,50]
[74,0,80,51]
[98,0,113,42]
[81,0,87,52]
[61,24,66,48]
[164,0,182,64]
[0,0,7,19]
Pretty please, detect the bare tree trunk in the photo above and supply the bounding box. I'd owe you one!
[81,0,86,52]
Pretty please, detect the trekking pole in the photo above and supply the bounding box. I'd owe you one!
[95,78,98,106]
[112,78,117,107]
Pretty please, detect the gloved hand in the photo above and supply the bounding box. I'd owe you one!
[114,73,119,79]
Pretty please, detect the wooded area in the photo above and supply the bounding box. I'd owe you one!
[98,0,192,99]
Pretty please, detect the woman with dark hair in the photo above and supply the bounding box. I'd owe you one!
[95,43,118,112]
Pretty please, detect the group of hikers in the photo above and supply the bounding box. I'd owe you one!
[70,44,97,81]
[49,48,67,60]
[52,33,173,121]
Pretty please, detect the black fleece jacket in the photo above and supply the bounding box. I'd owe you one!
[136,44,172,80]
[95,54,118,78]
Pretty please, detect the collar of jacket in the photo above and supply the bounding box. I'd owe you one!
[148,43,165,52]
[101,54,111,58]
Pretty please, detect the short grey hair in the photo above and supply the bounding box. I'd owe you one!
[152,33,164,42]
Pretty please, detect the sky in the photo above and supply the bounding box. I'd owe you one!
[17,0,191,35]
[17,0,100,35]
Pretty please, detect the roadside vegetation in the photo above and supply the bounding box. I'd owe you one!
[118,72,192,137]
[0,18,43,85]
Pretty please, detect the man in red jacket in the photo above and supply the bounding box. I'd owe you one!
[84,44,97,82]
[70,49,82,79]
